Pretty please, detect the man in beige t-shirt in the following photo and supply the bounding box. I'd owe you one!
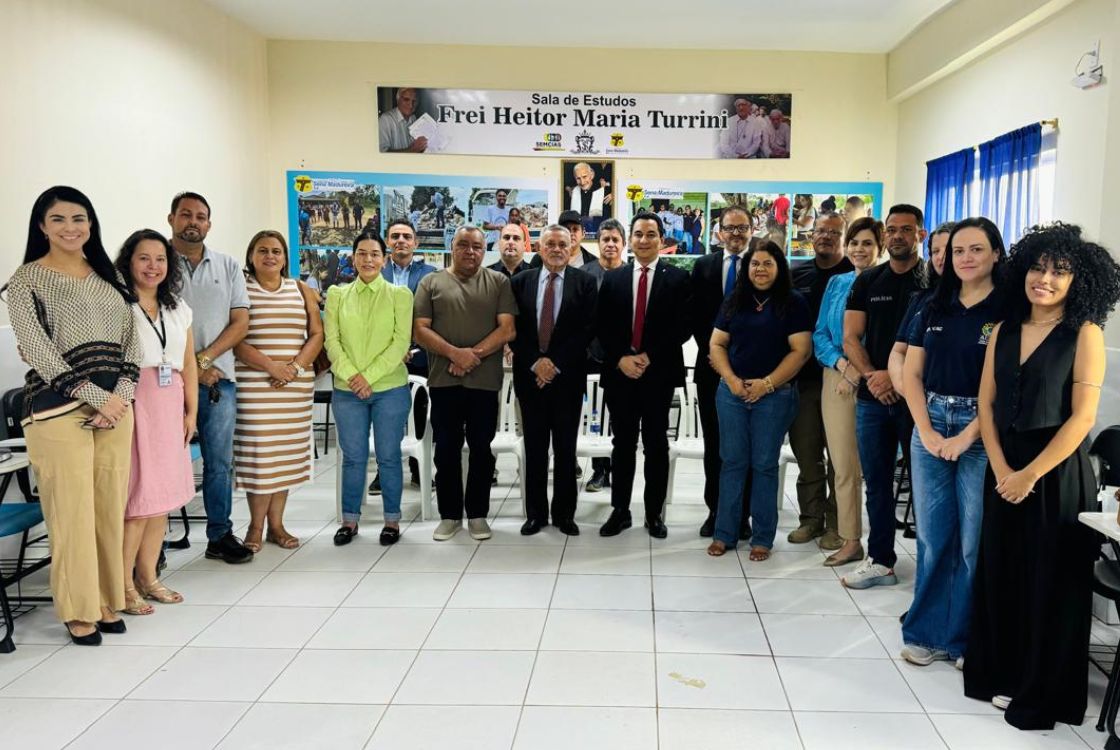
[414,226,517,541]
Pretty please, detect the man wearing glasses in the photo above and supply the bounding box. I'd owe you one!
[689,206,756,537]
[788,212,854,549]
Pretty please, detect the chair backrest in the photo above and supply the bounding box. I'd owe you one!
[673,382,703,440]
[578,374,612,438]
[406,375,430,440]
[0,388,24,441]
[496,370,519,435]
[1091,425,1120,488]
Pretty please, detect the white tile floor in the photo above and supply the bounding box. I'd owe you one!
[2,450,1116,749]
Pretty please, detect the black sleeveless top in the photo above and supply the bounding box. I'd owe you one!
[993,322,1077,432]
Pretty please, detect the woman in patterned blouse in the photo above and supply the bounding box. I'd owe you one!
[5,186,142,646]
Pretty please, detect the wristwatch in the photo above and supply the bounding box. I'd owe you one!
[292,362,307,377]
[196,353,213,370]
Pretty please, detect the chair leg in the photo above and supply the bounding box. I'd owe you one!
[334,443,345,525]
[420,445,433,522]
[323,402,332,456]
[666,453,677,506]
[777,461,788,507]
[167,506,191,549]
[0,573,16,653]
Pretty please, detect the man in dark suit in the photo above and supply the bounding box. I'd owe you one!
[689,205,754,539]
[530,210,598,269]
[597,212,692,538]
[510,225,598,536]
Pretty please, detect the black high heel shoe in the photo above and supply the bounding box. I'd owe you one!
[96,619,127,635]
[67,624,103,646]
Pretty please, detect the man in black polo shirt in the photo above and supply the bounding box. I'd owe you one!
[788,212,854,549]
[841,204,928,590]
[488,224,531,278]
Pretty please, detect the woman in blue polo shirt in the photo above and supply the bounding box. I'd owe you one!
[899,216,1006,667]
[707,239,812,561]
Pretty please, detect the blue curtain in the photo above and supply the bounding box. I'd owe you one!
[924,148,975,235]
[979,124,1042,244]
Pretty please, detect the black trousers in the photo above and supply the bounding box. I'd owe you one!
[517,379,583,524]
[696,371,752,519]
[604,377,673,520]
[430,385,499,520]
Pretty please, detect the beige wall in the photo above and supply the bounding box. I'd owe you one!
[265,41,896,231]
[0,0,271,325]
[893,0,1116,236]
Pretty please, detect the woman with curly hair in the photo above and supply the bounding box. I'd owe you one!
[964,222,1120,729]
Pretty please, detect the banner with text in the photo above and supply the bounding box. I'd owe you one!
[376,87,792,160]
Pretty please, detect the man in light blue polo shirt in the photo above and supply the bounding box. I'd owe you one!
[168,191,253,565]
[480,189,511,251]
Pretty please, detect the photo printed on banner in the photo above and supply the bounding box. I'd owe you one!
[629,188,708,255]
[789,193,876,258]
[709,193,790,254]
[468,187,550,251]
[383,184,470,252]
[560,159,614,239]
[292,175,380,293]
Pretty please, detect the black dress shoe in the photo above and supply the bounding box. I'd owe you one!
[97,619,127,635]
[599,509,632,537]
[520,518,547,536]
[739,519,753,541]
[368,474,382,495]
[645,518,668,539]
[334,525,358,546]
[379,526,400,546]
[554,519,580,536]
[68,626,102,646]
[699,515,716,537]
[205,532,254,564]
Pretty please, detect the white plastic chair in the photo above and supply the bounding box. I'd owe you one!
[334,375,434,523]
[575,374,613,483]
[466,370,526,508]
[666,382,797,506]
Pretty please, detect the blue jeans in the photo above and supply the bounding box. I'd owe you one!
[334,386,411,523]
[902,394,987,657]
[196,379,236,542]
[855,398,913,569]
[714,381,799,549]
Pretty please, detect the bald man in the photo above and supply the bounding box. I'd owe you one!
[569,162,612,232]
[763,109,791,159]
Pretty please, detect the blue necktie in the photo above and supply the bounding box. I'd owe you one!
[724,255,738,296]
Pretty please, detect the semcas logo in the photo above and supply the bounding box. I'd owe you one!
[532,132,564,151]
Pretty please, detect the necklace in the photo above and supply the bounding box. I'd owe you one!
[752,295,770,312]
[1025,316,1062,327]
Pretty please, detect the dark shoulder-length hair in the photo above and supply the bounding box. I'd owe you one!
[26,185,134,303]
[724,238,793,317]
[114,229,182,310]
[245,230,290,278]
[1005,222,1120,330]
[926,221,957,286]
[352,229,386,253]
[927,216,1007,321]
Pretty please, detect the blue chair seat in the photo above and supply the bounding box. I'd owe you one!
[0,504,44,539]
[189,443,202,462]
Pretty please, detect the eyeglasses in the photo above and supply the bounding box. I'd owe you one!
[721,225,751,235]
[209,384,221,404]
[814,229,843,237]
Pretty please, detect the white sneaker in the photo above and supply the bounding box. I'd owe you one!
[840,557,898,590]
[955,656,965,671]
[433,519,462,541]
[901,644,950,666]
[467,518,492,540]
[992,695,1011,710]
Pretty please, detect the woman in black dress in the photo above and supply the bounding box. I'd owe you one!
[965,223,1120,729]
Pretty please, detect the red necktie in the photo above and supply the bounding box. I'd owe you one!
[539,272,557,352]
[632,266,649,352]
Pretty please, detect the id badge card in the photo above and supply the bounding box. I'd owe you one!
[158,362,173,388]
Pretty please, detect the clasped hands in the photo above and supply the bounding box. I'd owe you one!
[917,429,976,463]
[268,361,301,389]
[726,377,769,403]
[865,370,900,404]
[448,346,483,378]
[619,353,650,379]
[993,466,1038,504]
[87,393,130,429]
[531,357,558,389]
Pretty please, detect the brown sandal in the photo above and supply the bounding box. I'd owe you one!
[706,540,728,557]
[137,579,183,604]
[122,587,155,616]
[748,546,771,562]
[266,528,300,549]
[243,525,264,553]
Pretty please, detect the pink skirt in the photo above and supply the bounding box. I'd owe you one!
[126,368,195,520]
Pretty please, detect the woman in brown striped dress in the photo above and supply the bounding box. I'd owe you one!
[233,231,323,551]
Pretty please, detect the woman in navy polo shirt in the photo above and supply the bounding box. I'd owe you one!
[899,217,1006,667]
[707,239,812,561]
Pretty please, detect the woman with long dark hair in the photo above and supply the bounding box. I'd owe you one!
[707,239,812,561]
[899,217,1006,667]
[965,223,1120,729]
[5,186,141,645]
[114,230,197,614]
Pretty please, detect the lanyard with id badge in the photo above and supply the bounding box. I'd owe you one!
[142,306,174,387]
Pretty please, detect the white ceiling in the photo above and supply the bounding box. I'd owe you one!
[203,0,957,53]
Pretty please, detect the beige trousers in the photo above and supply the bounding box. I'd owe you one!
[821,368,863,541]
[25,406,134,623]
